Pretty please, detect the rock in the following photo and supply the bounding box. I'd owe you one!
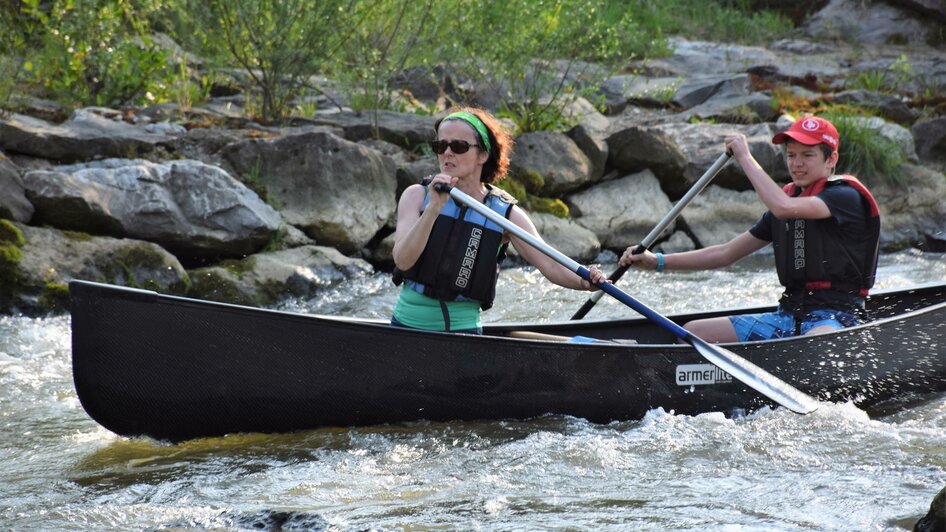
[913,484,945,532]
[220,131,397,254]
[912,117,946,170]
[567,169,674,249]
[0,109,180,162]
[873,164,946,249]
[680,185,767,247]
[312,110,437,150]
[606,126,687,188]
[803,0,940,46]
[187,245,373,306]
[672,74,752,109]
[389,65,456,102]
[506,212,601,262]
[852,116,919,163]
[567,124,608,183]
[656,122,786,194]
[661,38,780,76]
[9,223,188,313]
[396,157,439,195]
[365,232,397,267]
[166,126,247,163]
[562,96,611,136]
[23,159,281,262]
[0,151,33,223]
[686,93,780,124]
[654,231,696,254]
[891,0,945,22]
[510,131,593,196]
[831,90,918,125]
[597,75,680,113]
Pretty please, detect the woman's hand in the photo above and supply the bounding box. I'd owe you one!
[580,264,608,290]
[426,173,458,212]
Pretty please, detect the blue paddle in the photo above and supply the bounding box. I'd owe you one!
[434,182,819,415]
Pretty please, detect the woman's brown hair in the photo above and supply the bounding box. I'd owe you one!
[435,107,513,183]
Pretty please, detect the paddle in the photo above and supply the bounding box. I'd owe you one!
[434,182,819,415]
[571,151,732,320]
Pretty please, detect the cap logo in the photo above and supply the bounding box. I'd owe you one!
[801,118,821,131]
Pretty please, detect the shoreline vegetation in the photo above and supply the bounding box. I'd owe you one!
[1,0,944,314]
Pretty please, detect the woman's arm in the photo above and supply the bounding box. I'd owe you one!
[391,185,436,271]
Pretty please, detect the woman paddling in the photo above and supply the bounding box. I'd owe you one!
[391,107,606,334]
[619,116,881,343]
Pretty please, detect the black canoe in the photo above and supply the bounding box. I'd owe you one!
[69,280,946,442]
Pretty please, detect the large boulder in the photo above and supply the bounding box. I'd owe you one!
[660,38,780,76]
[0,109,181,162]
[803,0,940,47]
[187,245,373,306]
[567,124,608,183]
[511,131,593,196]
[686,93,780,124]
[506,212,601,262]
[654,122,786,195]
[220,131,397,254]
[679,185,767,248]
[23,159,281,262]
[831,90,918,125]
[567,169,674,249]
[912,117,946,171]
[606,126,687,189]
[7,223,188,313]
[312,110,437,150]
[672,74,752,110]
[873,164,946,249]
[0,151,33,223]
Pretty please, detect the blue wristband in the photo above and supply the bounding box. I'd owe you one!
[655,253,665,273]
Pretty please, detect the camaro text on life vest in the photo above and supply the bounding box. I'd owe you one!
[456,227,482,288]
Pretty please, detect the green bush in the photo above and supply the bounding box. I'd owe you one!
[820,111,907,186]
[20,0,172,108]
[334,0,441,118]
[0,9,28,114]
[449,0,637,132]
[190,0,352,123]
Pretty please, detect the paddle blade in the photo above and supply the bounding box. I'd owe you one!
[689,335,820,415]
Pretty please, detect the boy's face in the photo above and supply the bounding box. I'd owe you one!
[784,140,838,188]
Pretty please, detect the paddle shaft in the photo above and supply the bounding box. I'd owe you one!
[571,151,732,320]
[435,182,818,415]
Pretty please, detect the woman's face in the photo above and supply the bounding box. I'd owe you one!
[437,120,489,180]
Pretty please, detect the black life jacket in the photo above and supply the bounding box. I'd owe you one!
[393,183,517,310]
[772,175,880,313]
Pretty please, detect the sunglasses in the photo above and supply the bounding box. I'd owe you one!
[428,139,480,154]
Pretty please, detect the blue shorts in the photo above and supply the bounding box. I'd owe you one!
[729,308,858,342]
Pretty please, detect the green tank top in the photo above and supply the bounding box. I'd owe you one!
[392,286,482,332]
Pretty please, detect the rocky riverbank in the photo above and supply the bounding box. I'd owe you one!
[1,0,944,315]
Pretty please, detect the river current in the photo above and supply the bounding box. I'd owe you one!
[1,250,943,531]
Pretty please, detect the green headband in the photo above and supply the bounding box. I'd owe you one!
[443,111,492,153]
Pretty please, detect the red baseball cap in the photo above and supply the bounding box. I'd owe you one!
[772,116,839,150]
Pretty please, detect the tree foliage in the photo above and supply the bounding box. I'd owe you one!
[195,0,354,123]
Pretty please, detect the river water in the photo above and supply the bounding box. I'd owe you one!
[1,250,944,531]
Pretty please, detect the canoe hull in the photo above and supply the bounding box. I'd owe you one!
[70,281,946,441]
